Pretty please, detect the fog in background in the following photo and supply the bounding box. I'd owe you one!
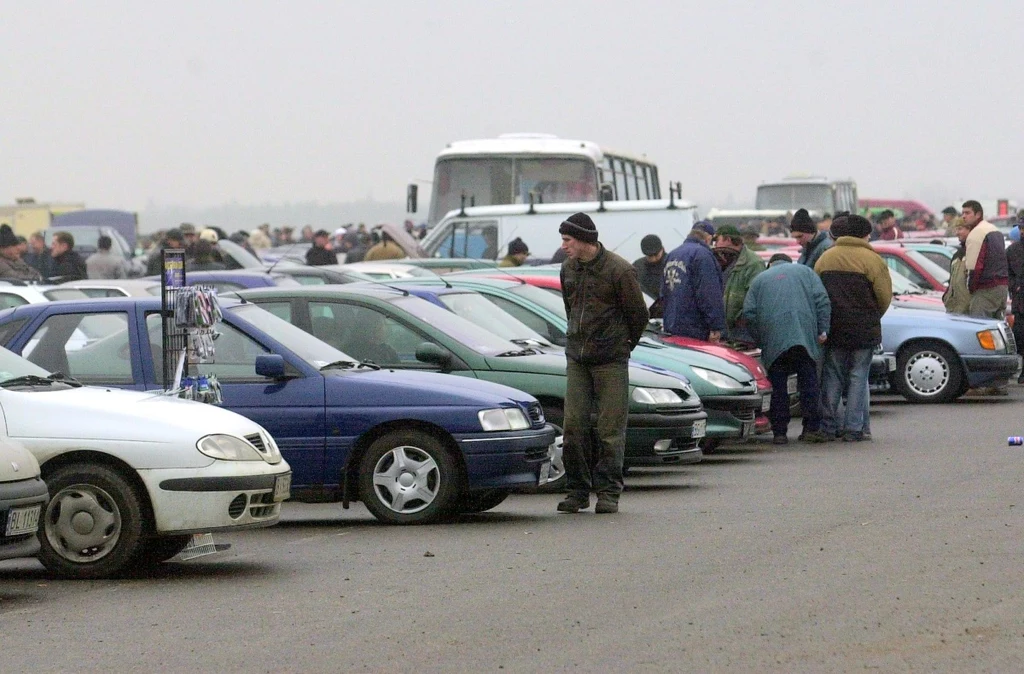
[2,1,1020,232]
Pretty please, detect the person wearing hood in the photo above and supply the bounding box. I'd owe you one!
[632,234,667,297]
[942,219,972,315]
[791,208,832,269]
[0,225,42,282]
[364,231,406,261]
[662,221,726,342]
[498,237,530,267]
[712,224,764,343]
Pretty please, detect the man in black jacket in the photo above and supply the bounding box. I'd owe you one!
[632,234,667,298]
[558,212,649,514]
[48,231,87,282]
[305,230,338,266]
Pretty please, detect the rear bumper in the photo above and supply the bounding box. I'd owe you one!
[456,424,557,489]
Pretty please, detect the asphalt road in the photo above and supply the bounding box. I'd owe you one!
[3,391,1024,672]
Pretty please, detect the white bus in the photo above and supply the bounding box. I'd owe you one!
[409,133,661,226]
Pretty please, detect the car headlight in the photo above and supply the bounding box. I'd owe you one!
[631,387,683,404]
[690,367,745,390]
[197,434,265,461]
[977,329,1005,351]
[478,408,531,431]
[260,432,283,464]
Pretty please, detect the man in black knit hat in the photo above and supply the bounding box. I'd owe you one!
[632,234,667,298]
[557,212,649,514]
[791,208,832,269]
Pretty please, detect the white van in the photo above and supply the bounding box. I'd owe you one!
[420,199,698,263]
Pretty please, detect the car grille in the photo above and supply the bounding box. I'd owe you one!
[525,445,549,462]
[526,402,545,427]
[249,492,279,519]
[1004,325,1017,354]
[245,433,268,454]
[734,409,756,423]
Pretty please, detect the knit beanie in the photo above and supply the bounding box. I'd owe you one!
[558,212,598,244]
[507,237,529,256]
[790,208,816,234]
[832,214,872,239]
[640,234,663,256]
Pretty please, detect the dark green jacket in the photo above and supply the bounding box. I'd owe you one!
[561,244,649,365]
[723,245,765,330]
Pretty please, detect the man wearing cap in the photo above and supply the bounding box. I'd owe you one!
[632,234,667,298]
[814,214,891,441]
[498,237,530,267]
[942,218,971,315]
[662,221,726,342]
[940,206,960,236]
[305,229,338,266]
[0,224,43,282]
[146,228,187,276]
[712,224,764,343]
[558,212,648,515]
[791,208,832,269]
[742,253,831,444]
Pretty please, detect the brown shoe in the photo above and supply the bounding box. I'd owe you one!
[557,493,590,513]
[595,494,619,514]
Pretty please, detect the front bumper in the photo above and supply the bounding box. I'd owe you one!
[0,476,48,561]
[455,424,557,489]
[625,409,708,466]
[702,393,766,440]
[142,460,291,534]
[963,353,1021,387]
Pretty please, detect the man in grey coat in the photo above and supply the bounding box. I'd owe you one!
[742,253,831,444]
[86,235,129,279]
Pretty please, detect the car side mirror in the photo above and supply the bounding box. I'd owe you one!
[415,342,452,369]
[255,354,286,378]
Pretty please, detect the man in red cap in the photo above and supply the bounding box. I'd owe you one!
[557,212,649,515]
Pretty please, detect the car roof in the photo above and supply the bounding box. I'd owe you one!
[236,283,407,301]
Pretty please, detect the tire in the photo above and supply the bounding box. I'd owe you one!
[894,342,964,403]
[456,488,511,514]
[358,430,459,525]
[133,535,191,566]
[39,464,147,579]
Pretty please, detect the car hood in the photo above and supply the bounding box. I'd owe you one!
[326,368,537,408]
[634,340,754,387]
[483,350,694,393]
[885,306,1005,328]
[0,386,266,443]
[0,439,41,482]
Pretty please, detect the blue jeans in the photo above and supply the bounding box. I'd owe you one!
[820,346,873,436]
[767,346,821,437]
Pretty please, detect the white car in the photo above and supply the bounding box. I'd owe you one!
[58,279,162,298]
[0,284,91,311]
[0,348,291,578]
[0,440,48,562]
[336,261,437,280]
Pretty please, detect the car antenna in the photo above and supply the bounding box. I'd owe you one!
[264,240,303,275]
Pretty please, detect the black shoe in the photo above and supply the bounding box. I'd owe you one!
[801,430,830,443]
[557,494,590,513]
[772,435,788,445]
[841,431,865,442]
[594,494,619,514]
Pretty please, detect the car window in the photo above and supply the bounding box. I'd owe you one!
[0,293,28,310]
[258,301,292,322]
[311,301,425,366]
[25,312,134,384]
[883,255,927,287]
[435,291,547,343]
[145,313,269,383]
[292,274,326,285]
[482,294,566,346]
[41,289,90,301]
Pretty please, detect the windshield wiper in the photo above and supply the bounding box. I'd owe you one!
[319,359,381,371]
[495,348,539,357]
[0,373,82,388]
[511,338,552,349]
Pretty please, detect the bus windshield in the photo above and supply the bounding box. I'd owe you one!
[429,157,599,224]
[756,184,834,212]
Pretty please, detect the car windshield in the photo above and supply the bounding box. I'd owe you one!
[0,345,52,382]
[436,291,549,343]
[390,296,523,356]
[509,283,567,320]
[902,248,950,285]
[889,268,927,294]
[228,303,354,367]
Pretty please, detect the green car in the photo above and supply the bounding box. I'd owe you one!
[387,276,767,450]
[237,285,709,469]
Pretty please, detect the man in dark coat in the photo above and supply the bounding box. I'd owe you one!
[791,208,832,269]
[632,234,667,298]
[48,231,88,282]
[146,229,187,276]
[305,230,338,266]
[558,212,649,515]
[661,221,725,342]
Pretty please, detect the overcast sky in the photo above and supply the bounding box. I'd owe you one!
[2,1,1021,213]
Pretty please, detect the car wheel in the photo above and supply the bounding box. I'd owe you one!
[894,342,963,403]
[456,488,511,513]
[358,431,459,525]
[538,401,567,492]
[39,464,147,579]
[133,535,192,566]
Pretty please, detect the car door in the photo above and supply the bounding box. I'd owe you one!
[139,311,327,488]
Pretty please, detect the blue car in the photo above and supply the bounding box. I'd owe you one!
[0,298,556,524]
[144,269,301,293]
[876,306,1020,403]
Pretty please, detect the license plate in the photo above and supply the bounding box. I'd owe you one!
[761,394,771,412]
[741,421,754,437]
[885,356,896,372]
[691,419,707,439]
[273,473,291,502]
[787,376,798,395]
[537,461,552,486]
[5,504,41,536]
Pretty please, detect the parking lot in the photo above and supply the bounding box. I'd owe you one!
[3,391,1024,672]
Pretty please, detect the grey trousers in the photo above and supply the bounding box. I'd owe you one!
[969,285,1008,319]
[563,358,629,496]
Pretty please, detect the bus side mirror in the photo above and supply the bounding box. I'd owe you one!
[406,184,418,213]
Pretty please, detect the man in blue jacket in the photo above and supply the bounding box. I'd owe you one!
[742,253,832,444]
[661,221,726,342]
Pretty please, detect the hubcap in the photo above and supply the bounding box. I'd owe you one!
[371,446,440,514]
[44,484,122,563]
[545,435,566,483]
[904,350,950,396]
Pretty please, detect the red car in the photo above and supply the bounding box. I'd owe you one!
[872,244,949,292]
